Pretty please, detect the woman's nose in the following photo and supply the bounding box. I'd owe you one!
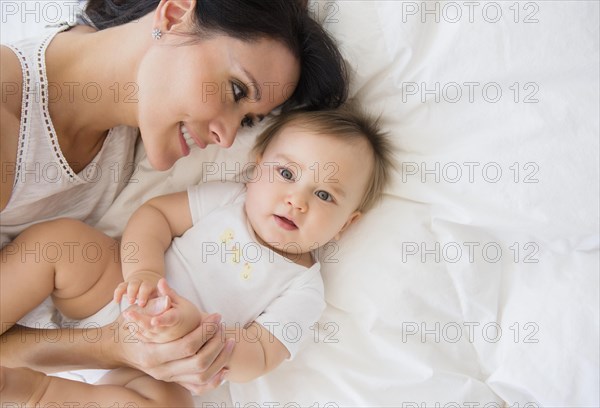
[209,120,236,148]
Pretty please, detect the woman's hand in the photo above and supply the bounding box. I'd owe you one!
[104,282,234,394]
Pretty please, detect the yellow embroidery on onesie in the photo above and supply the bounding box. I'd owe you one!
[241,262,252,280]
[219,228,240,264]
[218,228,252,279]
[230,243,241,264]
[220,228,235,244]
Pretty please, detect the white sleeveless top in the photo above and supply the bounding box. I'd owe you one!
[0,25,137,247]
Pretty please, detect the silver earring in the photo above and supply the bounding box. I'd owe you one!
[151,28,162,40]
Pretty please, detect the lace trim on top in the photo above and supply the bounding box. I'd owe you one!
[29,25,114,184]
[37,28,72,180]
[9,46,30,188]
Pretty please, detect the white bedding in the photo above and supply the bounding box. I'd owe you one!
[2,1,598,406]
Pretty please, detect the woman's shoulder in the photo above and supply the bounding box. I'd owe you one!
[0,45,23,155]
[0,45,23,123]
[0,45,22,211]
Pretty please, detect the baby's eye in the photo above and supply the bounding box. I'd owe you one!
[241,116,254,128]
[315,190,332,202]
[278,168,294,181]
[232,81,247,102]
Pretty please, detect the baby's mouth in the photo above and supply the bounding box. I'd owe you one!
[274,215,298,230]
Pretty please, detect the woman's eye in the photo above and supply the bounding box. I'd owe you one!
[241,116,254,128]
[232,81,247,102]
[315,190,332,202]
[279,168,294,180]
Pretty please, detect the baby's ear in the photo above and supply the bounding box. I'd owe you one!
[244,156,262,183]
[334,211,362,241]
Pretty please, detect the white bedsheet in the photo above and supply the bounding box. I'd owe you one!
[2,1,598,406]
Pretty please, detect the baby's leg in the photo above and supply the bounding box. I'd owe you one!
[0,218,123,333]
[0,366,192,407]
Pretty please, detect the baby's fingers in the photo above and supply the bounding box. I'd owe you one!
[113,282,129,303]
[126,281,142,304]
[136,282,156,307]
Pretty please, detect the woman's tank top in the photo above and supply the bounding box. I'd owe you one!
[1,24,138,247]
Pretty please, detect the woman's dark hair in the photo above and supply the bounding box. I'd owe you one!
[84,0,348,110]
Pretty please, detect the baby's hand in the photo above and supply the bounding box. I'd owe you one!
[114,271,162,307]
[123,279,203,344]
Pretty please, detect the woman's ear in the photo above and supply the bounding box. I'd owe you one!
[296,0,309,11]
[154,0,196,33]
[333,211,362,241]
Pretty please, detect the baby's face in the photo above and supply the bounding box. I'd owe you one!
[245,125,372,257]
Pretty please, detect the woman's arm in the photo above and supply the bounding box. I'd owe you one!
[0,299,232,394]
[0,324,114,372]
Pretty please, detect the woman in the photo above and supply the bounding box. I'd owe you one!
[0,0,347,395]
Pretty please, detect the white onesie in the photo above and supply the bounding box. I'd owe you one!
[166,181,326,358]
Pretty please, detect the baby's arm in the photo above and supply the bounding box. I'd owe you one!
[114,191,193,307]
[221,322,290,383]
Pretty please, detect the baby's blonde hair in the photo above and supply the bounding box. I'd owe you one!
[252,104,395,212]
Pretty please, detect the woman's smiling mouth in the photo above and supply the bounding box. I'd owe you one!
[180,122,207,150]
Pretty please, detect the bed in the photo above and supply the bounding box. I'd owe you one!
[2,1,598,406]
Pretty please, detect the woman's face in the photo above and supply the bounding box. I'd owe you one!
[136,34,300,170]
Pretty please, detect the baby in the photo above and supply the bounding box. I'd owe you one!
[0,106,394,406]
